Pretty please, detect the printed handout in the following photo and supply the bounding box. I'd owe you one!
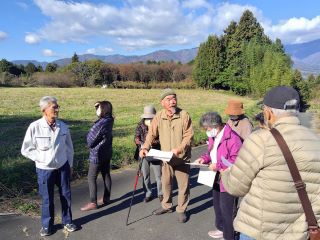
[146,149,173,162]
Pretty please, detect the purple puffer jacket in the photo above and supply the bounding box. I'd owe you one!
[200,124,242,192]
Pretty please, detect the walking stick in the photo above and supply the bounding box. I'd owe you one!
[126,157,143,226]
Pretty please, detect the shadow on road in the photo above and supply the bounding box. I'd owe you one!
[74,166,211,227]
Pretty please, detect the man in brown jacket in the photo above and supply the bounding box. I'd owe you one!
[139,88,194,223]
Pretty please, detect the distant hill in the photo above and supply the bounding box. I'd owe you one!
[51,48,198,66]
[12,60,47,69]
[285,39,320,76]
[11,39,320,76]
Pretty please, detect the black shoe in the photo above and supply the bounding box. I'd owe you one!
[153,207,173,215]
[64,223,78,232]
[40,227,52,237]
[144,196,153,203]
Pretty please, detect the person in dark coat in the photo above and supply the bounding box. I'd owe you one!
[134,105,163,203]
[81,101,114,211]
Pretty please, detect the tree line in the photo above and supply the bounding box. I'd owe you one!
[0,54,193,88]
[192,10,320,103]
[1,10,320,103]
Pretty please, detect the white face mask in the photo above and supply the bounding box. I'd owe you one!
[96,106,102,117]
[144,119,151,127]
[206,128,218,138]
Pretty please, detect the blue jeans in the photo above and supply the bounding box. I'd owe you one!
[37,161,72,229]
[240,233,255,240]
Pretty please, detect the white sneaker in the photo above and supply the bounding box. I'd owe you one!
[208,229,224,238]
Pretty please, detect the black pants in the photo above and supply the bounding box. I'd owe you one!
[88,159,111,203]
[212,189,237,240]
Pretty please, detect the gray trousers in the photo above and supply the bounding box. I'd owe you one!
[141,158,162,198]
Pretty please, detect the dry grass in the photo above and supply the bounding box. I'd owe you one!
[0,87,260,195]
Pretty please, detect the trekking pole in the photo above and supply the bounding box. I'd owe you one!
[126,156,143,226]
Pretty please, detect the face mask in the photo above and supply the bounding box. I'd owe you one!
[206,128,218,138]
[229,115,239,121]
[144,119,151,127]
[96,106,102,117]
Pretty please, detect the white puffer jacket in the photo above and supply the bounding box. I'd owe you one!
[221,116,320,240]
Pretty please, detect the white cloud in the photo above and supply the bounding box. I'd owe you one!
[0,31,8,40]
[42,49,56,57]
[86,47,114,54]
[265,16,320,44]
[29,0,320,49]
[25,33,41,44]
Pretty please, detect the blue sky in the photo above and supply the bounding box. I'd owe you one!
[1,0,320,62]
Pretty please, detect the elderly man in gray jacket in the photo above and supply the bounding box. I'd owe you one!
[221,86,320,240]
[21,96,77,237]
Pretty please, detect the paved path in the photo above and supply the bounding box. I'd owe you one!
[0,112,315,240]
[0,145,215,240]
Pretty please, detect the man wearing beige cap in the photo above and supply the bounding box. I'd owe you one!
[224,99,253,141]
[139,88,194,223]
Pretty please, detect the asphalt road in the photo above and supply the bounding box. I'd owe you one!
[0,145,215,240]
[0,112,315,240]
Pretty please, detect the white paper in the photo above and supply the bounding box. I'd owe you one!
[197,169,216,187]
[185,162,209,167]
[146,149,173,162]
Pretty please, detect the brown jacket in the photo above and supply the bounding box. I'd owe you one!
[142,108,193,163]
[227,116,253,140]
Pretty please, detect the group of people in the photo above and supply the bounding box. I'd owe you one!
[21,86,320,239]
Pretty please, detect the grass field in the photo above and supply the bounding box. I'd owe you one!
[0,87,260,195]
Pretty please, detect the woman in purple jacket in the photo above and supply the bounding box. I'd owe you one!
[195,112,242,240]
[81,101,114,211]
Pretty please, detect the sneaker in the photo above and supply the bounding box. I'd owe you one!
[80,202,97,211]
[208,230,224,239]
[144,196,153,203]
[158,195,163,202]
[40,227,52,237]
[64,223,78,232]
[178,212,187,223]
[153,207,173,215]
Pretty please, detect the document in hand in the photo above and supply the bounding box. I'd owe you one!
[146,149,173,162]
[197,169,216,187]
[185,162,209,167]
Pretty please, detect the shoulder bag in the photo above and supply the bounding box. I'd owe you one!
[270,128,320,240]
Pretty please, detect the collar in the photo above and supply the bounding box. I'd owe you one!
[272,116,300,128]
[160,108,182,120]
[40,116,60,129]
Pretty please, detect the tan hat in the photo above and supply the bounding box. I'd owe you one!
[141,105,156,119]
[224,99,245,115]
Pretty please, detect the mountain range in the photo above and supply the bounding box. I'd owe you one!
[12,39,320,76]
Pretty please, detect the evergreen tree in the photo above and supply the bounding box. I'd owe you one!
[71,52,79,63]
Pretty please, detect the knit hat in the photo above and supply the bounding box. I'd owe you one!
[160,88,176,100]
[224,99,245,115]
[141,105,156,119]
[263,86,300,110]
